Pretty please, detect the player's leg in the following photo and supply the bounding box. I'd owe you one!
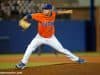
[47,35,85,63]
[21,36,42,64]
[16,34,43,69]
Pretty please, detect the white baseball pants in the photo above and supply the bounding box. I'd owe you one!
[21,34,79,64]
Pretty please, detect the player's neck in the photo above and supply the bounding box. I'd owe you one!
[44,12,52,17]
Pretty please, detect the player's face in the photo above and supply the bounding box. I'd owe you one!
[42,9,52,16]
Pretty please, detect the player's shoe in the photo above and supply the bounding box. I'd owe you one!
[16,62,26,69]
[76,58,86,64]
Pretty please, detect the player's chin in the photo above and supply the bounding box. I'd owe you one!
[43,12,51,16]
[43,10,51,14]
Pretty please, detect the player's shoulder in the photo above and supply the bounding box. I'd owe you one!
[52,11,56,16]
[52,11,56,14]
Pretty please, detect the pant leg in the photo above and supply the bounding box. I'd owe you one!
[47,35,79,61]
[21,34,43,64]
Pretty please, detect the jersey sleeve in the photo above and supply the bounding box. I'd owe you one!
[31,13,40,21]
[52,11,57,17]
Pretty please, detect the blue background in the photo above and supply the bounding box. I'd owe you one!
[0,20,86,53]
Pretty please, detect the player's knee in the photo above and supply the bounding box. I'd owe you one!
[27,44,37,50]
[27,44,33,50]
[61,48,66,53]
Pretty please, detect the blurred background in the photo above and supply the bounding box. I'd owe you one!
[0,0,100,54]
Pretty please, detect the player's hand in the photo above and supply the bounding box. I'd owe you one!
[57,10,73,14]
[19,19,31,30]
[66,10,73,14]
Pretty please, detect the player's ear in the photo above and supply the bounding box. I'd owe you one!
[52,6,55,11]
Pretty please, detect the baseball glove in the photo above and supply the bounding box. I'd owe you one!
[19,19,31,30]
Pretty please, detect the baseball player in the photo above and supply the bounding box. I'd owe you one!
[16,4,86,69]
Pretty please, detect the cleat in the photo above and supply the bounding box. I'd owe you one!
[16,62,26,69]
[76,58,86,64]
